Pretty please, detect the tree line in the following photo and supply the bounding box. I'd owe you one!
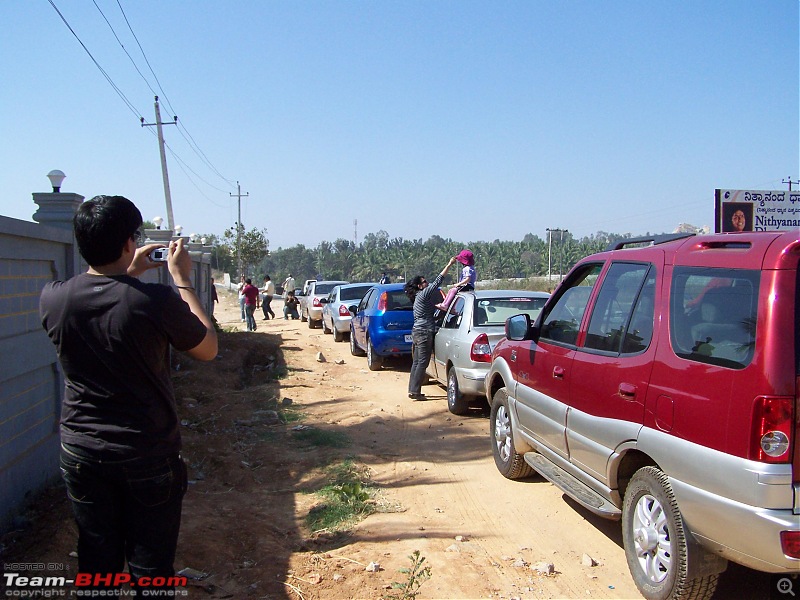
[202,226,658,290]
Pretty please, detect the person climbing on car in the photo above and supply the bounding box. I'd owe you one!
[436,249,476,312]
[404,256,458,400]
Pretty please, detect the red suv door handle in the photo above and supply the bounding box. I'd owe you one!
[553,366,565,379]
[618,383,637,400]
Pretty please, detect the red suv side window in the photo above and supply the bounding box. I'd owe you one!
[584,263,654,354]
[670,267,759,369]
[540,264,602,345]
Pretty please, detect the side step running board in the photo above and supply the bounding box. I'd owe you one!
[524,452,622,520]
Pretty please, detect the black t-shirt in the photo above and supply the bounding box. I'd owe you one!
[40,273,207,458]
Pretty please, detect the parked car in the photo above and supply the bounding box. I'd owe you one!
[300,280,348,328]
[485,232,800,600]
[348,283,417,371]
[321,283,376,342]
[426,290,549,415]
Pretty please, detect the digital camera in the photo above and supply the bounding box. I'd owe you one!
[149,247,169,262]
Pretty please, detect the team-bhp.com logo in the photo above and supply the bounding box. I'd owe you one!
[3,566,188,597]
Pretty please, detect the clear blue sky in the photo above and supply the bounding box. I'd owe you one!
[1,1,797,250]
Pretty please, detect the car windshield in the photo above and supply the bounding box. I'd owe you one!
[340,285,373,301]
[474,297,548,326]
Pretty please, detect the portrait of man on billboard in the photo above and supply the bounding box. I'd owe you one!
[722,202,753,232]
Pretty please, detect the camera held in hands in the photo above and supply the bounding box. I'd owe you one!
[149,247,169,262]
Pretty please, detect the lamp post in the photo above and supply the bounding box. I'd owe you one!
[153,216,164,230]
[546,228,568,287]
[47,170,66,192]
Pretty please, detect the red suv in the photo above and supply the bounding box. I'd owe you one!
[485,232,799,600]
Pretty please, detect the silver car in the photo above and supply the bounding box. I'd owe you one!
[300,280,348,328]
[321,283,376,342]
[427,290,549,415]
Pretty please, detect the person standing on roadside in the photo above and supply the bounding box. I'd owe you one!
[282,274,296,296]
[242,277,260,331]
[39,195,217,594]
[260,275,276,320]
[404,256,457,400]
[210,277,219,316]
[237,274,246,322]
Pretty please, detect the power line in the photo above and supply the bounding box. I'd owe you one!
[114,0,236,188]
[47,0,143,121]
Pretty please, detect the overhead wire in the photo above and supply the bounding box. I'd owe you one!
[46,0,144,122]
[114,0,236,188]
[52,0,238,210]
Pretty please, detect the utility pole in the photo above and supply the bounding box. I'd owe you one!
[140,96,177,230]
[546,228,566,288]
[230,182,249,277]
[783,177,799,191]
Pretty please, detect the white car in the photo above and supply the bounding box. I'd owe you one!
[300,280,348,328]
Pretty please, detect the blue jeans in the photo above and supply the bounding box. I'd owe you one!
[409,328,434,395]
[239,295,246,320]
[245,304,257,330]
[59,444,187,588]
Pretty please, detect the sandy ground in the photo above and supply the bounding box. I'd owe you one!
[1,287,775,599]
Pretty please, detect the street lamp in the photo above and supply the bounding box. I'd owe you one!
[152,216,164,230]
[546,228,568,287]
[47,170,66,192]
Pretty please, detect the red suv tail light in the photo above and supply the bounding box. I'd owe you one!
[312,297,322,308]
[470,333,492,363]
[377,292,388,312]
[781,531,800,559]
[749,396,793,463]
[338,305,350,317]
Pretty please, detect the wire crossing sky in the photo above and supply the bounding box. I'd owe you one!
[1,1,797,250]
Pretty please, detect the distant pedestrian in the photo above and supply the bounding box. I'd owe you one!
[242,278,260,331]
[404,256,457,400]
[283,289,300,319]
[282,274,296,296]
[260,275,276,320]
[210,277,219,316]
[379,272,390,284]
[237,275,246,322]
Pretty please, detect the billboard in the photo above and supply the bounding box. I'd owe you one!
[715,189,800,233]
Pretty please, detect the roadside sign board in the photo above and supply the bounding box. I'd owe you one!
[715,188,800,233]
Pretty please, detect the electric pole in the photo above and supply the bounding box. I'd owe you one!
[230,182,249,277]
[140,96,177,230]
[783,177,799,191]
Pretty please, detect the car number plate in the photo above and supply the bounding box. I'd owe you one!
[404,335,413,343]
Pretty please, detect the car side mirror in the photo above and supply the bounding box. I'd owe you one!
[319,298,329,304]
[506,313,536,341]
[348,304,358,315]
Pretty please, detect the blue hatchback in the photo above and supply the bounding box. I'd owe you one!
[349,283,416,371]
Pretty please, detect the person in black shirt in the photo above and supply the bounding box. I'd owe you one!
[40,195,217,593]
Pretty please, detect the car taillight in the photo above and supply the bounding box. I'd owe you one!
[781,531,800,559]
[749,396,793,463]
[338,305,350,317]
[377,292,388,312]
[313,297,322,307]
[470,333,492,363]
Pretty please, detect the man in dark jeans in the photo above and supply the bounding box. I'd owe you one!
[404,256,457,400]
[40,196,217,594]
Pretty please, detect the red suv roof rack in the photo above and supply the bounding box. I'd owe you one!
[604,233,695,252]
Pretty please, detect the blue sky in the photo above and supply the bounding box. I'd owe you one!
[1,1,797,250]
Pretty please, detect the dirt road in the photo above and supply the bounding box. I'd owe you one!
[210,290,645,599]
[2,287,774,599]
